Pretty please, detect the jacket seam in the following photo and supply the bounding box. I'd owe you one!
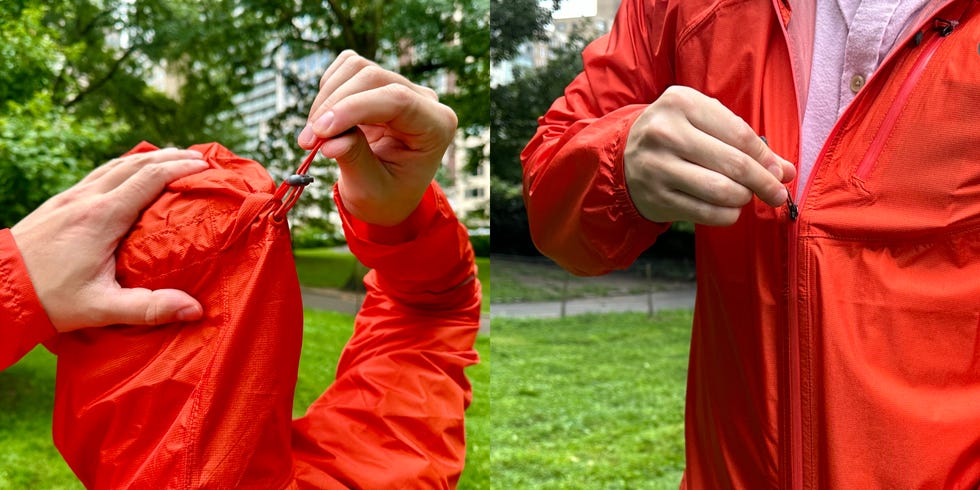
[675,0,760,49]
[799,220,980,244]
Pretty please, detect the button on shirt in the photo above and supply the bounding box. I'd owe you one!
[798,0,933,193]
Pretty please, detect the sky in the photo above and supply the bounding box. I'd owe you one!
[546,0,597,20]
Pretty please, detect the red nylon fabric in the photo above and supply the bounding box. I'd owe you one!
[46,142,480,488]
[0,229,57,370]
[522,0,980,488]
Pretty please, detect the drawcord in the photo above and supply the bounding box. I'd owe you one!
[270,139,325,222]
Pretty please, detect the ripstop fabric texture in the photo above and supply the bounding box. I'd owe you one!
[45,142,481,489]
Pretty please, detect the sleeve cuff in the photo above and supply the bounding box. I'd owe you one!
[0,229,57,369]
[337,184,440,246]
[334,182,477,309]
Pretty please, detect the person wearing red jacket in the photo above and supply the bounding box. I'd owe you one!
[523,0,980,488]
[1,51,478,488]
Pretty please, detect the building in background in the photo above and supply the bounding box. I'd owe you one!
[234,49,333,150]
[491,0,618,86]
[232,48,489,230]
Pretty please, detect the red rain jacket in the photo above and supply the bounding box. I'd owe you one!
[2,142,480,488]
[523,1,980,488]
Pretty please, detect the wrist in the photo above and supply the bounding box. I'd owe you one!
[335,182,438,246]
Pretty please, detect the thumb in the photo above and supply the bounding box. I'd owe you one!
[319,127,391,188]
[102,288,204,326]
[318,126,379,169]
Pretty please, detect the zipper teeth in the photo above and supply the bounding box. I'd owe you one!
[787,225,803,490]
[854,29,949,180]
[788,33,934,490]
[786,10,967,488]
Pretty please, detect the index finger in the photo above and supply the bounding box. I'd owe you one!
[106,159,210,224]
[313,84,457,147]
[685,96,795,204]
[306,56,439,134]
[79,149,205,188]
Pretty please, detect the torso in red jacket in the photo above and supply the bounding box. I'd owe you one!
[522,0,980,488]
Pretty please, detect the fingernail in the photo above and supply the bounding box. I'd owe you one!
[175,304,203,322]
[313,111,335,135]
[298,125,314,147]
[189,150,203,158]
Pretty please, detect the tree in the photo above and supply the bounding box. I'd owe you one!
[46,0,273,154]
[244,0,491,243]
[0,0,490,230]
[489,21,592,254]
[490,0,560,62]
[0,4,125,227]
[1,0,276,226]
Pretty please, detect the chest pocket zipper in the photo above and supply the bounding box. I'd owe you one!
[854,17,961,181]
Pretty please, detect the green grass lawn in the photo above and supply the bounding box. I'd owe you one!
[293,247,368,289]
[294,310,489,489]
[491,310,691,489]
[0,310,489,489]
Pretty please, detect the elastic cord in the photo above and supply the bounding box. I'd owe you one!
[271,139,325,222]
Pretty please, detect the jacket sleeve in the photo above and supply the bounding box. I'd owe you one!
[0,229,57,371]
[520,0,678,276]
[291,182,481,489]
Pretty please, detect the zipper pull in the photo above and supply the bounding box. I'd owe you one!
[786,190,799,220]
[912,30,925,46]
[933,18,959,37]
[760,135,799,221]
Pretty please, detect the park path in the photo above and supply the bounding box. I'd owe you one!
[489,286,696,320]
[300,286,492,333]
[301,285,696,335]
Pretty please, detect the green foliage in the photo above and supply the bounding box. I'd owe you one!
[490,23,593,255]
[0,6,59,106]
[290,222,344,250]
[0,0,270,225]
[489,177,538,254]
[248,0,491,231]
[490,31,590,184]
[492,311,690,488]
[470,233,491,257]
[0,4,126,227]
[393,0,491,138]
[490,0,560,62]
[293,248,370,290]
[0,96,124,228]
[45,0,269,153]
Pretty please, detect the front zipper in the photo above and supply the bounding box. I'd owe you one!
[783,8,969,489]
[854,19,960,180]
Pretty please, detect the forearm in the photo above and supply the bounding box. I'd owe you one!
[522,102,669,275]
[520,0,677,275]
[292,182,480,488]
